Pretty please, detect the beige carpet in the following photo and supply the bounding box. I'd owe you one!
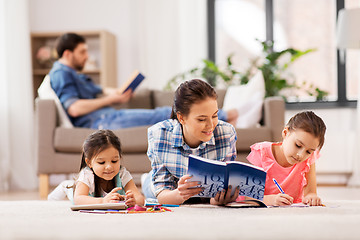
[0,200,360,239]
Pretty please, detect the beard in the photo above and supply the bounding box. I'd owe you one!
[71,57,86,71]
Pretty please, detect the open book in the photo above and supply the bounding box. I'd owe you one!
[117,70,145,94]
[70,202,127,211]
[187,155,266,200]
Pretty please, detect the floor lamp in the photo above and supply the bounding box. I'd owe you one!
[336,8,360,186]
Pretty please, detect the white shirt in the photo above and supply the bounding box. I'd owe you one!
[77,166,132,197]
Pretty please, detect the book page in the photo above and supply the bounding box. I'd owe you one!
[227,162,266,200]
[268,203,311,208]
[187,155,226,198]
[71,201,127,211]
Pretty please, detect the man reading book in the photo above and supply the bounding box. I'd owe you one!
[49,33,239,129]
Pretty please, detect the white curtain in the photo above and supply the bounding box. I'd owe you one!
[0,0,37,191]
[135,0,207,90]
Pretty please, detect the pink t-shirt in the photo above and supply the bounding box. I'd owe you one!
[247,142,319,203]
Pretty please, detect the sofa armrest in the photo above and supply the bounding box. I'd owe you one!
[35,98,58,174]
[263,96,285,142]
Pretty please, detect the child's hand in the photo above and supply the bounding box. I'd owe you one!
[103,187,124,203]
[210,185,240,206]
[303,193,322,206]
[266,194,294,206]
[124,190,136,207]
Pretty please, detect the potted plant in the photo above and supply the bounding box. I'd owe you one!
[165,40,328,101]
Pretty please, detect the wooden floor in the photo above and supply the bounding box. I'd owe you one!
[0,186,359,201]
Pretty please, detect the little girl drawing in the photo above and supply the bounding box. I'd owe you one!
[48,130,144,207]
[247,111,326,206]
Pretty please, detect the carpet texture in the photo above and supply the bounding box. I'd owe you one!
[0,200,360,239]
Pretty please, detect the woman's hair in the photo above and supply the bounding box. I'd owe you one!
[171,79,218,120]
[55,33,86,58]
[286,111,326,150]
[79,130,122,197]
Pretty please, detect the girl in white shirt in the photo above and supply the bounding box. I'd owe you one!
[73,130,144,206]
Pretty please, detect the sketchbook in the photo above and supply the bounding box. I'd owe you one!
[187,155,267,200]
[268,203,312,208]
[117,70,145,94]
[70,202,127,211]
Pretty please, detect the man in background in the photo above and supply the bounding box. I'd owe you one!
[49,32,238,129]
[49,33,173,129]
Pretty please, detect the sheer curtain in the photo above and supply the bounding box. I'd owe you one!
[0,0,37,192]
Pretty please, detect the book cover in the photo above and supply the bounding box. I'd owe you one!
[118,70,145,94]
[187,155,266,200]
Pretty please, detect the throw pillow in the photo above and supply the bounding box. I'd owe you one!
[222,70,265,128]
[37,75,74,128]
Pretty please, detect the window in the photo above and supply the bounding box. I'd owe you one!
[208,0,357,108]
[273,0,337,102]
[214,0,265,73]
[346,0,360,100]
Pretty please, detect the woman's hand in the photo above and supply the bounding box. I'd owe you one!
[303,193,322,206]
[264,194,294,206]
[125,190,136,207]
[102,187,124,203]
[210,185,240,205]
[176,175,204,203]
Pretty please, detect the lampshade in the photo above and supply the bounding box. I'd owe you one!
[336,8,360,50]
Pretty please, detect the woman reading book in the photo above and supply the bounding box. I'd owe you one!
[142,79,240,205]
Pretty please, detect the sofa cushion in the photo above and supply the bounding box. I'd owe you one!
[215,89,226,109]
[235,127,272,151]
[54,126,149,153]
[152,90,174,107]
[37,75,74,128]
[112,89,153,109]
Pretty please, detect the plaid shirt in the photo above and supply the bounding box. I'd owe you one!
[147,119,237,196]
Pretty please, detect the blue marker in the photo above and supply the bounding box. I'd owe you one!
[272,178,285,194]
[162,204,180,207]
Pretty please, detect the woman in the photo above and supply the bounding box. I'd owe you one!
[142,79,240,205]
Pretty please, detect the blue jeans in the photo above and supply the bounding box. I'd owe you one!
[92,106,228,130]
[92,106,172,129]
[141,171,157,199]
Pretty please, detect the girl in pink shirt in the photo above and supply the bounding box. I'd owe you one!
[247,111,326,206]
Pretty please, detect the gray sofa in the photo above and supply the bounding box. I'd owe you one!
[35,89,285,198]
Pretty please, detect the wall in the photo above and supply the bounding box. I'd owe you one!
[29,0,207,90]
[285,108,356,185]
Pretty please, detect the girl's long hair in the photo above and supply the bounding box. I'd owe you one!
[286,111,326,150]
[79,130,122,197]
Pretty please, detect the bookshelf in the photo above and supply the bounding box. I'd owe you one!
[31,30,117,99]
